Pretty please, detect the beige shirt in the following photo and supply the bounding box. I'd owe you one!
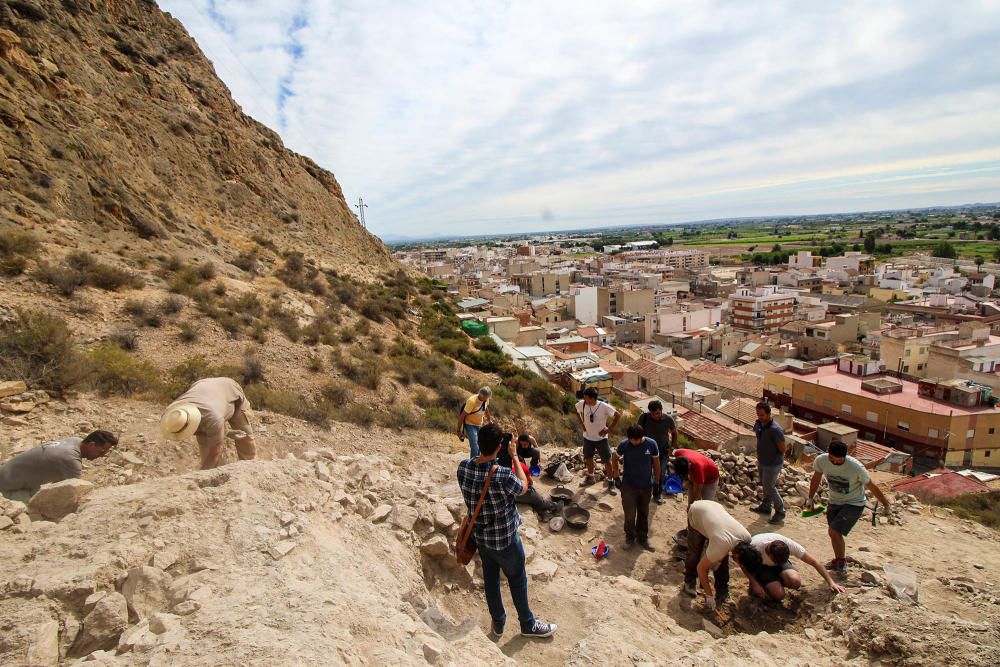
[169,377,247,445]
[688,500,751,563]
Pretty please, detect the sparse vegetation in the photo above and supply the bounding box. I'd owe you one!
[36,252,143,295]
[933,491,1000,529]
[81,343,160,396]
[0,227,39,276]
[0,309,82,392]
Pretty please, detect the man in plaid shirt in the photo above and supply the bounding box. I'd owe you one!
[457,424,557,639]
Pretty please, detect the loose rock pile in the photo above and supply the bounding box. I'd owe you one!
[0,380,50,424]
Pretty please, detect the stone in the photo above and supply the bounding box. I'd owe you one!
[26,619,60,666]
[0,380,27,398]
[804,628,818,640]
[27,478,95,521]
[371,504,392,522]
[118,619,157,654]
[526,558,558,582]
[71,591,128,656]
[172,600,200,616]
[333,490,354,506]
[702,618,724,639]
[122,566,173,620]
[420,535,450,558]
[861,570,881,585]
[0,515,12,530]
[269,541,297,560]
[390,505,419,532]
[349,496,372,518]
[302,451,320,462]
[148,612,180,635]
[278,511,295,526]
[422,640,444,664]
[0,397,36,413]
[120,451,144,466]
[973,563,985,570]
[1,498,26,518]
[152,549,179,571]
[431,503,455,530]
[315,461,331,483]
[85,591,108,612]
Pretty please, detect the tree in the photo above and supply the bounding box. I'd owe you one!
[771,244,782,252]
[863,231,877,254]
[932,241,957,259]
[993,246,1000,263]
[975,255,984,271]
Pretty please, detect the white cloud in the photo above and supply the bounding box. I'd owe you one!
[159,0,1000,238]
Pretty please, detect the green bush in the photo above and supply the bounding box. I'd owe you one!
[245,384,328,425]
[339,355,384,390]
[37,253,141,294]
[0,309,82,392]
[241,350,266,384]
[82,343,160,396]
[0,228,39,276]
[933,490,1000,529]
[0,254,28,276]
[336,402,375,427]
[423,406,455,431]
[177,321,197,343]
[160,294,186,315]
[108,327,139,351]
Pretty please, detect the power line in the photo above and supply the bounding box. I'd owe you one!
[355,197,368,228]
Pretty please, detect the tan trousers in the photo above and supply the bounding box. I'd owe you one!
[197,404,256,469]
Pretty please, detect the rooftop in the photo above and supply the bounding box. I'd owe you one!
[678,409,752,444]
[773,364,996,415]
[891,468,990,499]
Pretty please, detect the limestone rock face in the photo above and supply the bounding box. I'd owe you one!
[71,592,128,656]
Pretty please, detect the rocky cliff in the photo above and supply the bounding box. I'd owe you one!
[0,0,391,276]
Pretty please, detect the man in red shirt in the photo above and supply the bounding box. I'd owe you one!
[672,449,720,505]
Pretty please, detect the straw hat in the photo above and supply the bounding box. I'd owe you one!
[160,402,202,441]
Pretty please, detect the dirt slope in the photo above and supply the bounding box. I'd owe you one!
[1,395,998,666]
[0,0,391,277]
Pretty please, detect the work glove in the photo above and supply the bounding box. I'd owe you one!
[703,595,716,611]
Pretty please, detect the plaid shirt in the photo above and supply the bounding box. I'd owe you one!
[456,459,523,551]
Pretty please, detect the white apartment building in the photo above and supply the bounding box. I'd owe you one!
[729,288,796,333]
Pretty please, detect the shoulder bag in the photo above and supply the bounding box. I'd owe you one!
[455,465,497,565]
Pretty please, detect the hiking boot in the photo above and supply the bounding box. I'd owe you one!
[582,475,597,487]
[768,512,786,525]
[682,581,698,597]
[624,536,635,550]
[489,620,504,638]
[521,620,557,638]
[825,558,846,573]
[614,477,623,489]
[639,540,655,553]
[750,505,772,515]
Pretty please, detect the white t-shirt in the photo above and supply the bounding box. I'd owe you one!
[751,533,807,566]
[688,500,751,564]
[576,400,617,442]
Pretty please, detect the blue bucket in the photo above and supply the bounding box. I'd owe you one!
[529,464,541,477]
[663,474,683,495]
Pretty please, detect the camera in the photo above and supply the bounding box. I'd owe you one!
[501,432,514,447]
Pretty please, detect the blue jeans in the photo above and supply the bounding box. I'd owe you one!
[478,534,535,632]
[759,464,785,514]
[464,425,481,458]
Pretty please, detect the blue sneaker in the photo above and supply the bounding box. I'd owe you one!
[489,620,504,638]
[521,620,557,638]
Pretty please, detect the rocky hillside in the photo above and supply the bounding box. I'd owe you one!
[0,0,391,276]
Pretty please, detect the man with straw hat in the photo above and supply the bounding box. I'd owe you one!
[161,377,256,469]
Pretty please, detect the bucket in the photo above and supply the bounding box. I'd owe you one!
[529,464,542,477]
[550,486,574,504]
[663,474,683,495]
[563,503,591,529]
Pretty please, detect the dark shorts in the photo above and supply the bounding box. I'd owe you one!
[827,503,865,536]
[583,438,612,463]
[755,561,794,586]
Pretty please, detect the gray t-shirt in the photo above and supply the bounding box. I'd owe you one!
[813,454,870,506]
[0,437,83,496]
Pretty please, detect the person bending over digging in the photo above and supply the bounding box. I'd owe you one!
[807,440,891,575]
[160,377,256,470]
[733,532,845,602]
[575,387,621,495]
[683,500,751,611]
[0,430,118,501]
[672,448,720,505]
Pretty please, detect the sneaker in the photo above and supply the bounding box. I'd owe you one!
[825,558,846,573]
[639,540,656,553]
[655,496,666,505]
[750,505,772,515]
[489,620,504,638]
[521,620,557,638]
[682,581,698,597]
[582,475,597,487]
[624,537,635,550]
[768,512,786,525]
[607,480,618,496]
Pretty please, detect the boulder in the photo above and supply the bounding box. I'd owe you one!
[432,503,456,530]
[118,620,157,654]
[355,497,374,518]
[526,558,558,582]
[269,541,297,560]
[390,505,419,532]
[0,380,27,398]
[122,566,172,620]
[420,535,450,558]
[0,396,35,413]
[371,504,392,522]
[71,591,128,656]
[315,461,331,483]
[26,619,60,666]
[0,515,12,530]
[422,640,444,664]
[27,479,95,520]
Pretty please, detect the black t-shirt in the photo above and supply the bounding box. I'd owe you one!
[638,412,675,453]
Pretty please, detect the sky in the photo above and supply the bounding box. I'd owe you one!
[159,0,1000,239]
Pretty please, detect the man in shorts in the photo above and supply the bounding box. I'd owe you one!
[575,387,621,495]
[807,440,891,574]
[734,532,846,601]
